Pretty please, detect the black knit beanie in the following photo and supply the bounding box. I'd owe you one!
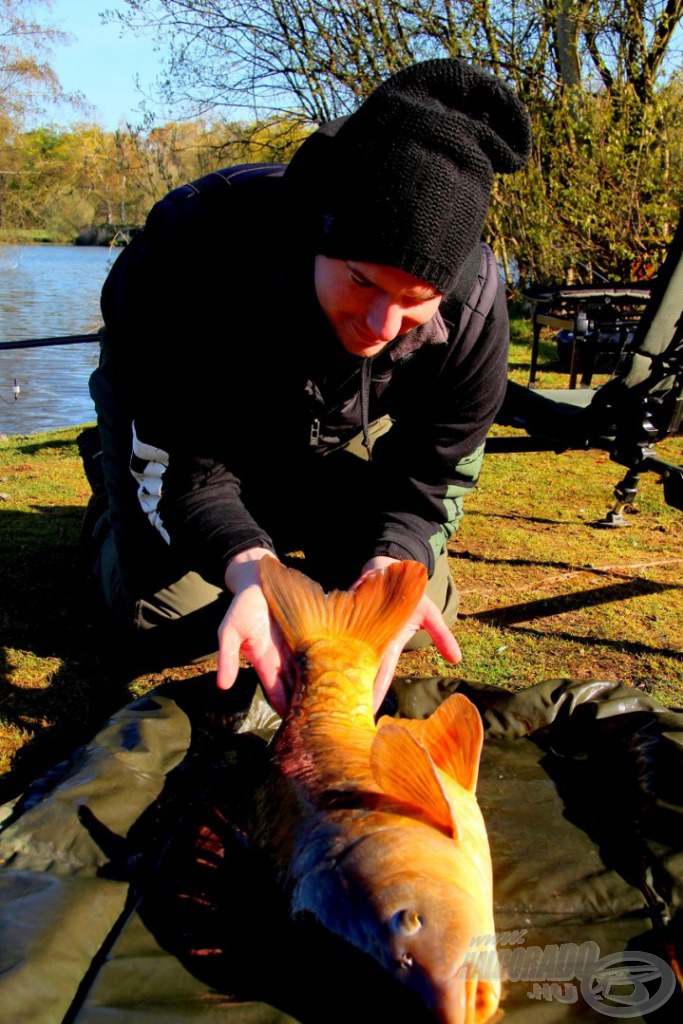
[286,59,531,295]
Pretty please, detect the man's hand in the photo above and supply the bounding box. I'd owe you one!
[354,556,462,711]
[217,548,293,717]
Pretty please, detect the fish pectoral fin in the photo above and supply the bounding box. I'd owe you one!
[370,723,460,839]
[378,693,483,792]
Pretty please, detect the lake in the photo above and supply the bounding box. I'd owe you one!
[0,244,117,436]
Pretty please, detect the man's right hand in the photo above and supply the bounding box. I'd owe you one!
[217,548,293,717]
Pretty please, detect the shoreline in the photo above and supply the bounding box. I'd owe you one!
[0,230,137,248]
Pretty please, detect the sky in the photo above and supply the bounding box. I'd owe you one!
[45,1,181,130]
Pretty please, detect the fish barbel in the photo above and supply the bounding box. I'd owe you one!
[256,557,500,1024]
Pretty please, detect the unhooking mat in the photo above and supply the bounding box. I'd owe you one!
[0,673,681,1024]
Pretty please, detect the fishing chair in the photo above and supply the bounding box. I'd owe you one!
[489,209,683,525]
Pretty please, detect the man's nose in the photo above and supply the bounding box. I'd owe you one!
[366,296,403,341]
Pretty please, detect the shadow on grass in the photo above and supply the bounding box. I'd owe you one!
[17,437,78,455]
[464,505,634,524]
[0,505,133,803]
[459,575,683,661]
[468,507,576,525]
[466,509,583,525]
[491,623,683,663]
[455,548,631,578]
[0,651,133,807]
[460,577,680,628]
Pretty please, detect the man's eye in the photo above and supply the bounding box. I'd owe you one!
[350,273,372,288]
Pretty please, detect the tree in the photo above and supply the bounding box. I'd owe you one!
[0,116,311,241]
[105,0,683,284]
[0,1,84,236]
[106,1,683,120]
[491,81,683,283]
[0,0,75,124]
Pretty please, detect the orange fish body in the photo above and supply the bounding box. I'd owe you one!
[256,558,500,1024]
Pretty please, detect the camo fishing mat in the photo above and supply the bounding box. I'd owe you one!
[1,673,681,1023]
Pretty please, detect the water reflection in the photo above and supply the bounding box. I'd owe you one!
[0,244,117,435]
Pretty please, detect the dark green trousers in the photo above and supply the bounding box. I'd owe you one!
[91,515,458,665]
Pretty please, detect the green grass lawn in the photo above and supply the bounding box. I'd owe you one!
[1,322,682,802]
[403,325,683,700]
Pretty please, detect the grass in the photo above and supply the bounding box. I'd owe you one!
[1,321,682,802]
[402,323,683,702]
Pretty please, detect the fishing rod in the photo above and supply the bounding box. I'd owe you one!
[0,334,100,409]
[0,333,100,352]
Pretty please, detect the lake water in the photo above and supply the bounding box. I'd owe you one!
[0,244,118,436]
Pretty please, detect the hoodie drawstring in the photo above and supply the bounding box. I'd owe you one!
[361,357,373,460]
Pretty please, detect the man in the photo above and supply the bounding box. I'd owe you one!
[85,58,531,714]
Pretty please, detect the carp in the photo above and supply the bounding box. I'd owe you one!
[255,557,500,1024]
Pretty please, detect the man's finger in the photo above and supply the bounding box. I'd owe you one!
[249,644,292,717]
[262,677,289,718]
[372,635,407,711]
[421,602,462,663]
[432,627,462,664]
[216,630,240,690]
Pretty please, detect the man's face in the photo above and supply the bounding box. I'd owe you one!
[314,255,443,358]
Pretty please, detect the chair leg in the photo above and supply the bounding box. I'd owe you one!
[593,468,641,528]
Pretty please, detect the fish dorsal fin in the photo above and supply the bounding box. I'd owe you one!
[377,693,483,792]
[260,558,427,657]
[370,723,460,840]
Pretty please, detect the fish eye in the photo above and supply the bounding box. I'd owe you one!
[395,952,415,971]
[390,909,424,935]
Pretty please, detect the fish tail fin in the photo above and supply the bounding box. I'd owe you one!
[259,558,328,651]
[330,560,428,654]
[260,558,427,657]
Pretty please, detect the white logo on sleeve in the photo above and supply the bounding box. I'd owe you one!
[130,423,171,544]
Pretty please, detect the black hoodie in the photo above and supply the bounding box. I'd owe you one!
[94,162,509,589]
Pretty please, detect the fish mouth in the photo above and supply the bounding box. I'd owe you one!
[431,966,501,1024]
